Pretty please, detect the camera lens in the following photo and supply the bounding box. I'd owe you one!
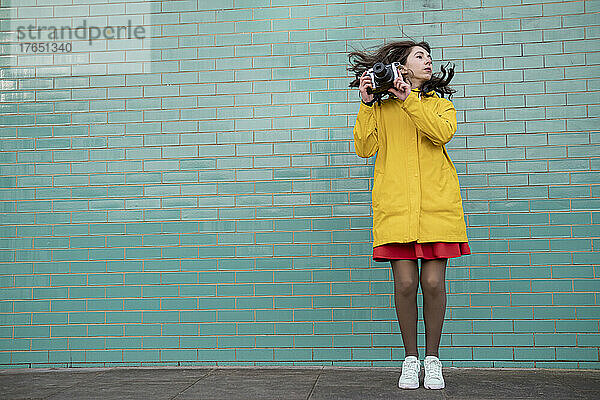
[372,62,392,84]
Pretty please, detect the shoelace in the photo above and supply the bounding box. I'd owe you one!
[402,360,420,380]
[425,359,443,380]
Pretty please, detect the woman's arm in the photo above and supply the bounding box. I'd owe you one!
[352,70,379,158]
[401,91,457,146]
[353,101,379,158]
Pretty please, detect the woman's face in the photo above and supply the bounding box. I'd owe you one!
[400,46,433,89]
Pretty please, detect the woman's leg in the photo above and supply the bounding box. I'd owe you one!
[390,259,420,357]
[420,258,448,358]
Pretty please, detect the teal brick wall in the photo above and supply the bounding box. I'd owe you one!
[1,0,599,369]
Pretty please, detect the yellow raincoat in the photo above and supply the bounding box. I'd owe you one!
[353,88,469,248]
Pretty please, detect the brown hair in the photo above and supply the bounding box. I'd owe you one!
[347,40,456,100]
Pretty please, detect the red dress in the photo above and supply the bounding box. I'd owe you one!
[373,241,471,262]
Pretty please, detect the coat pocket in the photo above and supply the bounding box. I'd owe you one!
[372,171,383,209]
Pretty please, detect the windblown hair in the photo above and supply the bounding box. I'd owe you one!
[348,40,456,100]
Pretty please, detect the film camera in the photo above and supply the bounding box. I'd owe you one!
[365,61,403,95]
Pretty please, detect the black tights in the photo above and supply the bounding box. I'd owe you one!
[390,258,448,358]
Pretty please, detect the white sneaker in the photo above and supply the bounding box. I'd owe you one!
[423,355,445,389]
[398,355,420,389]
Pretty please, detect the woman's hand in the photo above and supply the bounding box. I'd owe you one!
[387,68,411,101]
[359,70,374,103]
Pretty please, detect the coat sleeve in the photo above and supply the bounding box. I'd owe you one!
[352,102,379,158]
[401,91,457,146]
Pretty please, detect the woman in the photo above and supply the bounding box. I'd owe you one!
[348,40,471,390]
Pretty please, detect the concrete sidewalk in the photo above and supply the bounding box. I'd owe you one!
[1,366,598,399]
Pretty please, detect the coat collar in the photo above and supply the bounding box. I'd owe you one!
[411,87,436,96]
